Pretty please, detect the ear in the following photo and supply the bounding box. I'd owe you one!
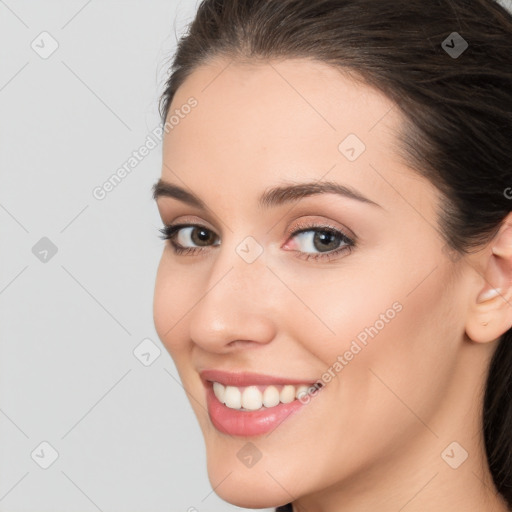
[465,213,512,343]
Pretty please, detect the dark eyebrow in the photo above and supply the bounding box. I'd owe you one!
[258,180,382,209]
[153,180,206,208]
[152,179,382,210]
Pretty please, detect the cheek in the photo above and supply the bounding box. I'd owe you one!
[289,244,458,411]
[153,254,193,356]
[272,255,404,367]
[335,264,460,439]
[293,266,459,484]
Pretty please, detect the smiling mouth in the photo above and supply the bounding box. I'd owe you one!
[210,381,321,411]
[203,377,323,436]
[199,369,323,435]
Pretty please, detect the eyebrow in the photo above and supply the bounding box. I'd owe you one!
[152,179,382,210]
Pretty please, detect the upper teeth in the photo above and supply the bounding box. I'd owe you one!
[212,382,316,411]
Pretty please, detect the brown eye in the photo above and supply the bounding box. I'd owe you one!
[187,226,217,246]
[290,228,351,254]
[159,224,220,247]
[313,230,343,252]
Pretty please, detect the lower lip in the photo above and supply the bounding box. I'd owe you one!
[206,385,308,437]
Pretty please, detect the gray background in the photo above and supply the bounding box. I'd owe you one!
[1,1,511,511]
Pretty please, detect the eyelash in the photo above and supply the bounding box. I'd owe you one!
[158,221,355,262]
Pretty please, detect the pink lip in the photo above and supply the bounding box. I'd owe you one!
[199,369,318,387]
[200,369,321,437]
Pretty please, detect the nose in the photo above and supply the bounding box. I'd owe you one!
[187,244,277,353]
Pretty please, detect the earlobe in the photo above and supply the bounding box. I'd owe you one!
[465,217,512,343]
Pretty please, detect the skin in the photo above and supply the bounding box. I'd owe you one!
[153,56,512,512]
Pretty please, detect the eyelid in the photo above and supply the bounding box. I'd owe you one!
[162,214,218,233]
[284,217,356,244]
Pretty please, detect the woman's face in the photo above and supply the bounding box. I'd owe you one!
[153,57,481,507]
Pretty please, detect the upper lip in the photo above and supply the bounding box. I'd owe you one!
[199,369,319,387]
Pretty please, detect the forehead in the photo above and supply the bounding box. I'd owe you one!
[168,56,394,145]
[162,57,438,218]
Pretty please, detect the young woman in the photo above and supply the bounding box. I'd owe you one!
[152,1,512,510]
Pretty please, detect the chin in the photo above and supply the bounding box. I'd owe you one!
[207,471,291,509]
[204,447,295,509]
